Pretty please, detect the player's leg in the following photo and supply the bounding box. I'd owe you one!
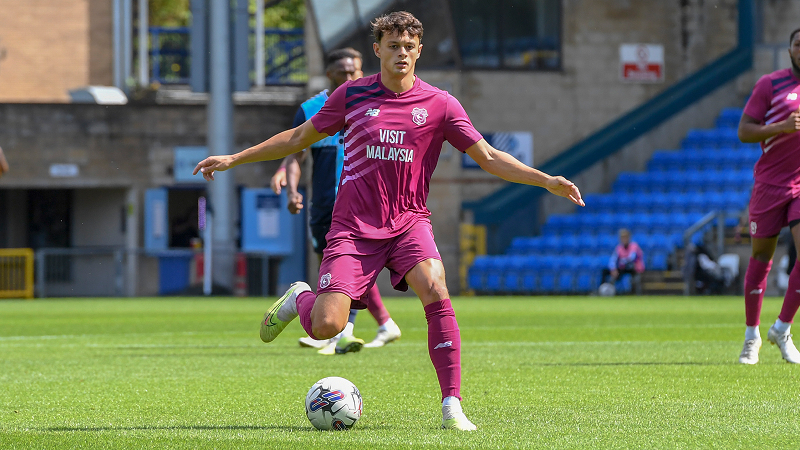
[364,282,402,348]
[740,183,786,363]
[404,258,475,431]
[739,235,775,364]
[299,226,335,349]
[768,216,800,363]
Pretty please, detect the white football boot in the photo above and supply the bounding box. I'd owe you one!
[364,319,402,348]
[767,325,800,364]
[441,400,477,431]
[299,336,331,349]
[738,337,761,365]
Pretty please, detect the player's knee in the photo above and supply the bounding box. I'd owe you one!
[418,281,450,304]
[312,316,345,340]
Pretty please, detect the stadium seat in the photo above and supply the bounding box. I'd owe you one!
[538,271,556,292]
[649,251,669,271]
[556,272,575,293]
[648,151,682,172]
[716,108,743,129]
[576,270,600,293]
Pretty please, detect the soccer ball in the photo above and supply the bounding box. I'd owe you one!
[598,282,616,297]
[305,377,362,431]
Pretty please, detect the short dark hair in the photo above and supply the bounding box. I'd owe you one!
[326,48,360,68]
[791,28,800,45]
[371,11,423,43]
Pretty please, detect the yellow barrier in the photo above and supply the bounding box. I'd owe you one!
[0,248,35,299]
[459,223,486,295]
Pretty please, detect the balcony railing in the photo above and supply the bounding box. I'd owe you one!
[143,27,306,86]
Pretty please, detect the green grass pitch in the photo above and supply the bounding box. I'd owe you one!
[2,296,800,449]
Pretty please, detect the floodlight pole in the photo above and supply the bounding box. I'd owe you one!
[207,0,236,293]
[138,0,148,86]
[255,0,265,87]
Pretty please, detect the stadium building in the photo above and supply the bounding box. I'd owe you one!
[0,0,794,298]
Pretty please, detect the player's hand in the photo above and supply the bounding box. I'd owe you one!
[780,107,800,133]
[545,176,585,207]
[271,168,287,194]
[287,192,304,214]
[193,155,235,181]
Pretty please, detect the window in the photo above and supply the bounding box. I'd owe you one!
[450,0,561,70]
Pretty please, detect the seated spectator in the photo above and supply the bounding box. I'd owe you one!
[0,146,8,178]
[602,228,645,294]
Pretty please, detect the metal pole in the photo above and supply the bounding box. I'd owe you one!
[208,0,236,291]
[190,0,208,92]
[138,0,149,86]
[123,0,133,91]
[204,210,213,295]
[113,0,123,89]
[255,0,265,87]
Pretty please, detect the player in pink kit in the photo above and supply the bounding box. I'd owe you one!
[194,11,584,429]
[737,28,800,365]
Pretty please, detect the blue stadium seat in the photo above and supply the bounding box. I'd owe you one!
[716,107,743,129]
[502,256,528,292]
[648,151,682,172]
[538,271,556,292]
[615,273,633,294]
[650,251,669,271]
[576,271,599,293]
[649,213,672,234]
[598,234,618,253]
[468,256,491,290]
[556,272,575,293]
[485,257,507,292]
[682,129,705,149]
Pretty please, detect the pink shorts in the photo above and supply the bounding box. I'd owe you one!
[317,219,441,309]
[748,181,800,238]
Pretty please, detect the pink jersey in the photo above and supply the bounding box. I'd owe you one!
[311,73,483,239]
[743,68,800,188]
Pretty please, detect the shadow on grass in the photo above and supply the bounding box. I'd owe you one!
[522,361,736,367]
[44,424,392,432]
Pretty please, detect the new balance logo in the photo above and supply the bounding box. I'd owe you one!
[365,108,380,117]
[750,289,763,295]
[434,341,453,349]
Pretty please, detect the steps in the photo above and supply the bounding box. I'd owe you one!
[642,270,685,295]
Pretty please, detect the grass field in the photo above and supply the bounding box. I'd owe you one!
[2,296,800,449]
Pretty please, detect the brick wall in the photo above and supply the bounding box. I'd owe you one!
[0,0,95,102]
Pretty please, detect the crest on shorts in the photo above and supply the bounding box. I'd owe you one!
[319,273,332,289]
[411,107,428,126]
[750,221,757,236]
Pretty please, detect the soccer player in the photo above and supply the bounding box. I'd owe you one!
[737,27,800,365]
[0,146,8,178]
[194,11,584,430]
[270,48,402,355]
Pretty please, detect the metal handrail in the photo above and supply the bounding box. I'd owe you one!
[682,210,725,295]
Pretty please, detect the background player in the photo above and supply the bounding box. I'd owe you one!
[0,146,8,178]
[194,11,584,430]
[270,48,402,355]
[737,27,800,365]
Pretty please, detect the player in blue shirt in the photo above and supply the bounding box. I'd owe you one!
[271,48,401,355]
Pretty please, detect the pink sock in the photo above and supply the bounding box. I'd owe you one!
[744,257,771,326]
[365,284,390,326]
[424,299,461,401]
[296,291,318,339]
[779,263,800,323]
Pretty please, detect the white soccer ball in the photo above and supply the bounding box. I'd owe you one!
[598,282,616,297]
[305,376,362,431]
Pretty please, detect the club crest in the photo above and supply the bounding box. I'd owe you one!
[319,273,332,289]
[411,107,428,126]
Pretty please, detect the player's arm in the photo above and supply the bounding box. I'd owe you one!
[738,108,800,143]
[194,120,328,181]
[465,139,584,207]
[285,151,308,214]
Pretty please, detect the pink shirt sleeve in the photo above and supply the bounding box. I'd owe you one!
[743,75,772,123]
[442,93,483,152]
[310,84,348,136]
